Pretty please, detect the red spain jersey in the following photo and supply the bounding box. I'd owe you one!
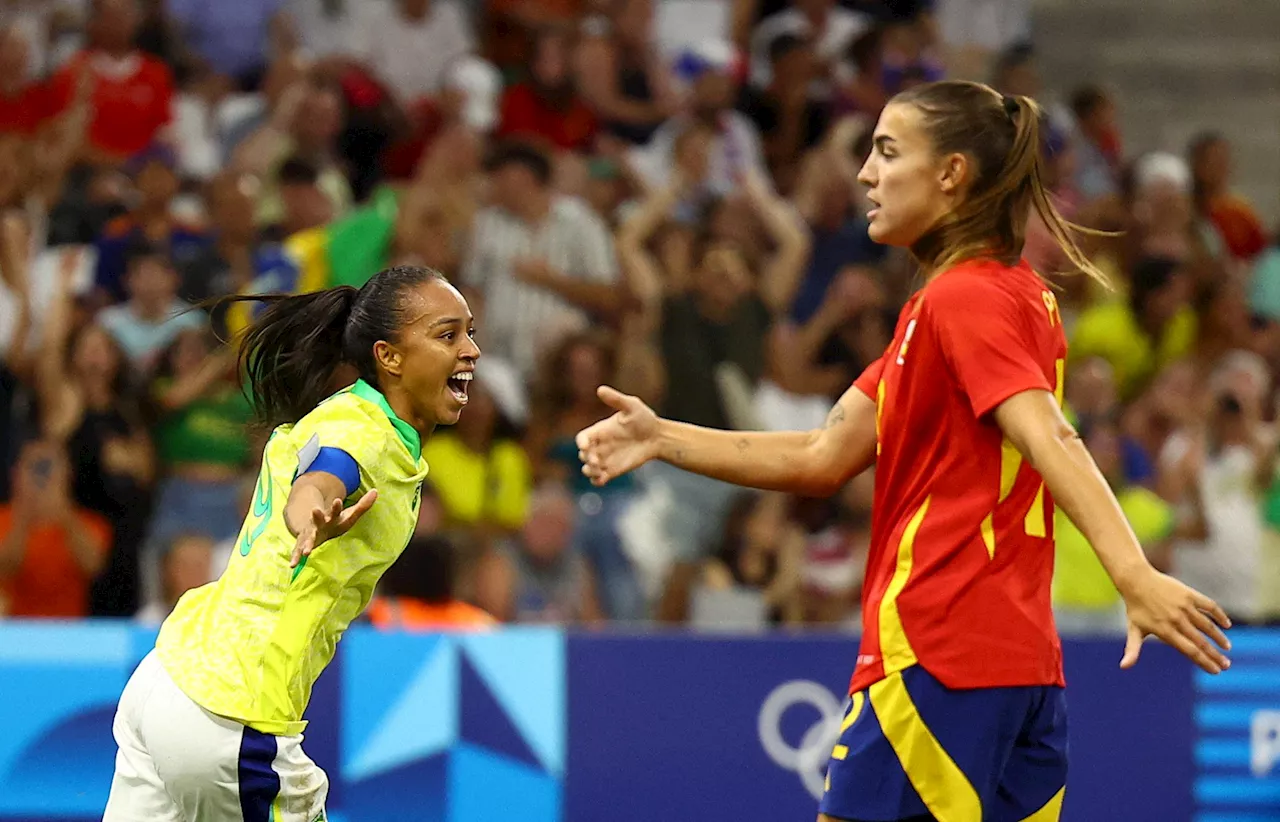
[849,258,1068,694]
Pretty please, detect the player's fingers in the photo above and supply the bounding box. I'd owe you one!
[339,489,378,529]
[1181,612,1230,671]
[1192,591,1232,631]
[597,385,634,412]
[575,427,598,451]
[1165,626,1222,675]
[290,534,311,568]
[1189,608,1232,654]
[1119,623,1143,669]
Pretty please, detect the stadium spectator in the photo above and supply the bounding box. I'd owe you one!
[1068,83,1121,202]
[0,440,111,618]
[367,534,497,632]
[232,76,352,228]
[575,0,677,147]
[694,491,804,626]
[0,25,49,136]
[527,331,650,621]
[92,144,211,305]
[46,0,175,165]
[135,532,216,625]
[473,484,604,624]
[1071,256,1196,401]
[1053,418,1176,634]
[421,380,533,534]
[1189,131,1268,262]
[344,0,474,108]
[630,39,767,198]
[497,26,598,153]
[97,241,206,373]
[748,0,870,96]
[37,248,153,616]
[166,0,294,92]
[462,141,622,378]
[738,32,830,190]
[835,26,888,118]
[139,328,249,604]
[1159,352,1275,626]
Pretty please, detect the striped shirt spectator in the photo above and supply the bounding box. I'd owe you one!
[462,142,621,379]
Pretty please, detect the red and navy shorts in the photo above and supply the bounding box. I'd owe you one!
[819,664,1068,822]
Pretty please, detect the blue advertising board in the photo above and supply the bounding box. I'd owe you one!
[0,622,1273,821]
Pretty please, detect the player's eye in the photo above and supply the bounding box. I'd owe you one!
[467,327,477,339]
[441,331,455,341]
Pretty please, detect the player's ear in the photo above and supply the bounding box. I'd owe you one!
[373,340,402,377]
[938,152,968,195]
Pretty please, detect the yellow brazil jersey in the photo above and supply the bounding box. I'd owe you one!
[155,379,429,736]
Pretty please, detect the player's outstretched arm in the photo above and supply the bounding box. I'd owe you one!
[284,472,377,568]
[576,384,877,497]
[993,389,1232,675]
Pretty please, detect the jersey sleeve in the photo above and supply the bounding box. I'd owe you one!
[853,354,887,400]
[928,279,1054,419]
[288,406,393,497]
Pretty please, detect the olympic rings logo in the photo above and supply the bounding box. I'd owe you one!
[757,680,846,800]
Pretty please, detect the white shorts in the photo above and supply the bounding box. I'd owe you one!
[103,651,329,822]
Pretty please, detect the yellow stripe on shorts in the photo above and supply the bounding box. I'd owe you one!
[869,671,981,822]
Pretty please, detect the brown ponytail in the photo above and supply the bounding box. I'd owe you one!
[893,80,1111,288]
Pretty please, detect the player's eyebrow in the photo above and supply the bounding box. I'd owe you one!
[427,315,468,329]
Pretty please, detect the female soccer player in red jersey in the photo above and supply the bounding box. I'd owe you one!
[576,80,1232,822]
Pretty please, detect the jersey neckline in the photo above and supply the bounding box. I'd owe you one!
[349,379,422,460]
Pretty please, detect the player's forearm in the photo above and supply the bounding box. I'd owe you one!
[283,474,346,538]
[61,514,105,577]
[1024,427,1153,594]
[654,420,828,495]
[0,516,31,578]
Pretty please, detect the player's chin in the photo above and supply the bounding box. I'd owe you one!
[436,390,468,424]
[867,217,908,247]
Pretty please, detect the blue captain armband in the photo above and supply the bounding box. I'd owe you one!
[295,434,361,497]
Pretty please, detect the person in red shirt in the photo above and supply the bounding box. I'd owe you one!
[0,26,50,137]
[497,27,598,153]
[0,441,111,618]
[45,0,174,164]
[576,80,1231,822]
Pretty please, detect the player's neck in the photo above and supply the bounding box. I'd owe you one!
[384,387,435,441]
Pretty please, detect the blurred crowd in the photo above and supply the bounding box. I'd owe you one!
[0,0,1276,633]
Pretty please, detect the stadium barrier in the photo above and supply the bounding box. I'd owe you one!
[0,623,1274,821]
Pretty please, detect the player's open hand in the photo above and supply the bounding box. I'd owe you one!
[1119,567,1231,675]
[575,386,661,487]
[290,489,377,569]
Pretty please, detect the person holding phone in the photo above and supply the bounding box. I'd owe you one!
[0,440,112,618]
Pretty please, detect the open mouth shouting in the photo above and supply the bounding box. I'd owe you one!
[447,370,473,404]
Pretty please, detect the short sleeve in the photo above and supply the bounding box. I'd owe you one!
[288,410,392,492]
[853,354,886,400]
[928,280,1053,418]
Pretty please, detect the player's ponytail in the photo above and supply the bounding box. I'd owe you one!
[894,80,1111,288]
[235,286,359,430]
[212,265,448,431]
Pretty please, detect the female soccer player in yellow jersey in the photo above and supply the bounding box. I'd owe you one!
[103,265,479,821]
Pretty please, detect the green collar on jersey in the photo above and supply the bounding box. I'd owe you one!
[349,379,422,461]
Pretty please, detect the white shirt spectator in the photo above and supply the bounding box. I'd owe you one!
[286,0,357,59]
[1162,432,1266,622]
[749,5,871,91]
[629,113,767,200]
[463,196,619,378]
[349,0,473,105]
